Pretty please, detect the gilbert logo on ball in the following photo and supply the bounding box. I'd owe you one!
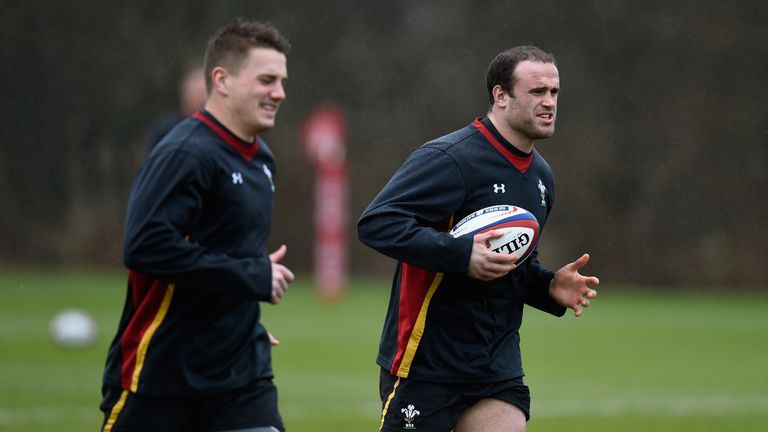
[450,205,540,263]
[49,308,99,349]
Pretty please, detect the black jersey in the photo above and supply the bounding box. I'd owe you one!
[358,118,566,384]
[103,110,278,396]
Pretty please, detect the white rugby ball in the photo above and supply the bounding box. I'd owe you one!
[49,308,99,349]
[450,205,540,263]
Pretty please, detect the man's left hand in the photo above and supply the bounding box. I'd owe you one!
[549,253,599,317]
[269,244,295,304]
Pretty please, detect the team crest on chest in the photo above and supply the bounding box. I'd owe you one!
[262,164,275,192]
[537,179,547,207]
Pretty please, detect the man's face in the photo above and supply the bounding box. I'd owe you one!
[226,47,288,134]
[503,60,559,140]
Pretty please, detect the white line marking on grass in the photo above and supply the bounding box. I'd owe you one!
[534,396,768,417]
[0,407,97,425]
[2,397,768,425]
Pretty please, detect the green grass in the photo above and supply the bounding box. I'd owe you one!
[1,269,767,431]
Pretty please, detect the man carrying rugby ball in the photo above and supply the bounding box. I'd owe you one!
[358,45,599,432]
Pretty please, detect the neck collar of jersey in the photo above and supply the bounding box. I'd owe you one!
[193,110,260,162]
[472,117,533,173]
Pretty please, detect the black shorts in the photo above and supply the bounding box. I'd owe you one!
[379,369,530,432]
[99,379,284,432]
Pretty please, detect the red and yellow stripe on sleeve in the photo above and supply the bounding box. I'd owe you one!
[390,264,443,377]
[389,216,453,377]
[119,270,175,392]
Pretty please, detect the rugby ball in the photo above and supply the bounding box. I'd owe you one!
[450,205,539,263]
[49,308,99,349]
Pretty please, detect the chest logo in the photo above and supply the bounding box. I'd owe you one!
[231,172,243,184]
[537,179,547,207]
[262,164,275,192]
[493,183,505,194]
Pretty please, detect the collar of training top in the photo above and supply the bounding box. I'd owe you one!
[472,117,534,174]
[193,110,261,162]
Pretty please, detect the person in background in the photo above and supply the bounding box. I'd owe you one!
[100,19,293,432]
[145,61,207,154]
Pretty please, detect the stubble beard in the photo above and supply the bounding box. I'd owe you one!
[517,117,555,141]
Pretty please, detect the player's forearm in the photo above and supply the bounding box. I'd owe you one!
[358,211,472,273]
[124,235,273,301]
[523,256,566,316]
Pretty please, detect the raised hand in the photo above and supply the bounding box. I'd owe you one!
[269,244,295,304]
[549,253,599,316]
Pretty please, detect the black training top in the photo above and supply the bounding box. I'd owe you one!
[103,110,277,396]
[358,117,566,384]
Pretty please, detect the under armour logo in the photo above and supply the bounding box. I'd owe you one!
[231,172,243,184]
[493,183,505,193]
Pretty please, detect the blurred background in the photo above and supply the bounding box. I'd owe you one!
[2,0,766,287]
[1,1,767,431]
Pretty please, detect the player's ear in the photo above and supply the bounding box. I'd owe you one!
[211,66,229,96]
[492,85,508,108]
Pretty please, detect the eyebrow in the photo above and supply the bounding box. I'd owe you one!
[530,85,559,93]
[259,73,288,81]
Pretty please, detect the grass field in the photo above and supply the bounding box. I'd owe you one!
[1,268,767,431]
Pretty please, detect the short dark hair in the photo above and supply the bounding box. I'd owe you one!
[485,46,556,103]
[203,19,291,93]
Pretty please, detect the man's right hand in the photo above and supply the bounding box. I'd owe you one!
[467,230,519,281]
[269,244,294,304]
